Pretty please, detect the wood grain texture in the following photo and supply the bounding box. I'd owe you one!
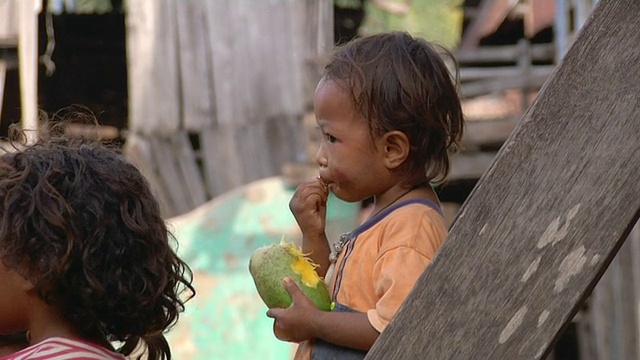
[126,0,180,135]
[175,0,214,130]
[578,223,640,359]
[366,1,640,359]
[125,0,333,211]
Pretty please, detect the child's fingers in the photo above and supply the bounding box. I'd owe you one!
[273,320,294,342]
[289,185,328,218]
[283,277,304,299]
[316,176,329,192]
[300,185,328,203]
[266,308,281,319]
[298,180,329,199]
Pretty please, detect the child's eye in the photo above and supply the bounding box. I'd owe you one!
[325,134,337,143]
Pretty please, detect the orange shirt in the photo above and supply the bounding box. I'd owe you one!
[295,199,447,359]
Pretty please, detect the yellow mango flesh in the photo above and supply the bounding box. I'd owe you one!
[249,241,332,311]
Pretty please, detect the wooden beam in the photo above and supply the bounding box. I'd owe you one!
[456,43,555,65]
[0,60,6,122]
[461,119,518,150]
[459,65,555,81]
[460,72,550,99]
[449,152,498,181]
[366,1,640,359]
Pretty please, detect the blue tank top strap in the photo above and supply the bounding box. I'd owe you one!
[352,198,444,237]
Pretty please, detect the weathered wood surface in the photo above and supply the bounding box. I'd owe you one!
[455,43,554,64]
[126,0,331,133]
[124,0,333,217]
[0,0,18,40]
[457,39,553,100]
[366,1,640,359]
[577,223,640,360]
[126,0,181,134]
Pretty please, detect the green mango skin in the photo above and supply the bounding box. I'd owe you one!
[249,244,332,311]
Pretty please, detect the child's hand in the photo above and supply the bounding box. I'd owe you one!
[266,277,322,343]
[289,178,329,238]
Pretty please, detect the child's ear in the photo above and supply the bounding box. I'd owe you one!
[380,131,410,170]
[13,269,35,292]
[1,261,35,292]
[20,276,36,292]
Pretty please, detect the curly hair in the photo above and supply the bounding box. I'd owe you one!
[322,31,464,184]
[0,124,194,359]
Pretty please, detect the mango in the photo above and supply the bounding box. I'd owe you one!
[249,238,333,311]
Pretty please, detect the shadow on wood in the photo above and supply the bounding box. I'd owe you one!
[366,0,640,359]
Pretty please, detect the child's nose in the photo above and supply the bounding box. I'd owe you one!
[316,147,328,168]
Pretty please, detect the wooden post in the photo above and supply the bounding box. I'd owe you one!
[517,39,531,112]
[0,0,18,129]
[0,58,6,121]
[554,0,569,63]
[17,0,39,143]
[366,1,640,359]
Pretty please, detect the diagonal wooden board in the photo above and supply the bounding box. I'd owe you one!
[366,1,640,359]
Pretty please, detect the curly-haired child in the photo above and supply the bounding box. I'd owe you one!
[0,125,195,359]
[267,31,464,359]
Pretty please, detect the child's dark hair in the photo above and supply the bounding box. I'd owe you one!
[0,122,194,359]
[323,31,464,183]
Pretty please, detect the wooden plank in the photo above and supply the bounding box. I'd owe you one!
[286,0,307,113]
[196,0,325,198]
[268,1,286,117]
[175,0,214,131]
[122,134,174,218]
[580,222,640,359]
[303,0,333,109]
[239,121,272,184]
[172,132,207,207]
[199,125,245,198]
[460,65,554,81]
[232,1,256,124]
[241,0,265,119]
[0,59,6,122]
[148,136,191,216]
[241,115,304,185]
[269,2,295,117]
[456,43,555,64]
[517,39,533,110]
[630,224,640,358]
[611,229,638,359]
[0,0,18,40]
[461,119,518,150]
[205,0,236,127]
[629,224,640,358]
[575,310,595,360]
[125,0,181,135]
[460,72,550,99]
[448,151,498,181]
[366,1,640,359]
[17,0,38,143]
